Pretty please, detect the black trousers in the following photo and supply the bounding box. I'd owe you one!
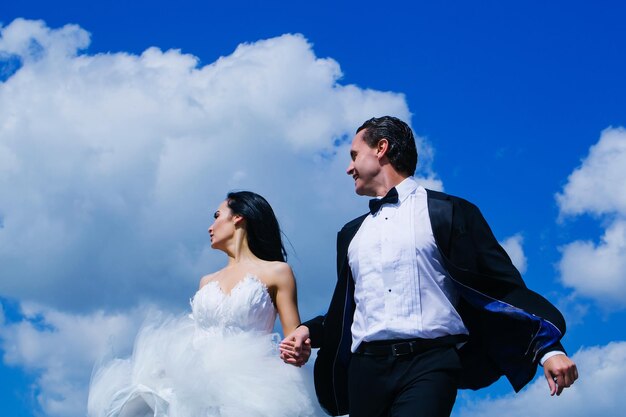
[348,345,462,417]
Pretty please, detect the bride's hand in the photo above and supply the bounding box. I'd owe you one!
[279,326,311,367]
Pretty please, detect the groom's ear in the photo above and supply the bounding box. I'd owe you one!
[376,138,389,159]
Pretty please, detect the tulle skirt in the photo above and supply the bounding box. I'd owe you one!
[88,315,320,417]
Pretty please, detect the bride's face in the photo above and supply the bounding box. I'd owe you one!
[208,200,237,250]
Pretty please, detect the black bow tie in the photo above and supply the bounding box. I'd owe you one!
[368,187,399,214]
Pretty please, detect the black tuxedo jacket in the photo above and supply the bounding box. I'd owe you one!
[303,189,566,416]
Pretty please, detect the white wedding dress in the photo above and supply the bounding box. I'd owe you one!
[88,274,319,417]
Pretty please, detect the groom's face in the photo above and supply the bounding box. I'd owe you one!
[347,130,382,196]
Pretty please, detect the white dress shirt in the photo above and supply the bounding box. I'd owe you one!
[348,177,468,352]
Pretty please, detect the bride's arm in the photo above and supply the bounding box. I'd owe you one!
[272,263,312,366]
[271,262,302,336]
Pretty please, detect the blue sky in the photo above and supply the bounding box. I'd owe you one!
[1,1,626,416]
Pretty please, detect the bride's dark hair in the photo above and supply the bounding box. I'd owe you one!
[226,191,287,262]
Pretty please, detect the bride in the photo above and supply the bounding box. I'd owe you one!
[88,191,318,417]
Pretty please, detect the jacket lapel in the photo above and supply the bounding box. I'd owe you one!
[426,189,453,258]
[337,214,367,279]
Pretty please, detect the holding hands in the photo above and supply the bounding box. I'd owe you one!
[280,326,312,367]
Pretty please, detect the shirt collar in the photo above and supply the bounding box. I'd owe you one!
[394,176,419,203]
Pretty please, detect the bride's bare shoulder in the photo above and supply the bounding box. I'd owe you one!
[199,271,221,289]
[259,261,294,287]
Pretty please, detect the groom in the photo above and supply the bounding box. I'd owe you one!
[280,116,578,417]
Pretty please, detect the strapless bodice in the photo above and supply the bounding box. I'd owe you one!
[190,274,277,334]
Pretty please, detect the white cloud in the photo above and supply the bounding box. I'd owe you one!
[500,234,527,274]
[0,18,90,63]
[556,127,626,218]
[558,220,626,309]
[0,18,438,317]
[454,341,626,417]
[555,127,626,310]
[0,302,148,417]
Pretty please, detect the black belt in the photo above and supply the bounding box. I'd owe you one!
[355,334,466,357]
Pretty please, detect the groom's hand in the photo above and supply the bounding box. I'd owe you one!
[543,354,578,396]
[279,326,311,367]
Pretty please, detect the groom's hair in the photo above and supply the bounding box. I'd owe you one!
[226,191,287,262]
[357,116,418,176]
